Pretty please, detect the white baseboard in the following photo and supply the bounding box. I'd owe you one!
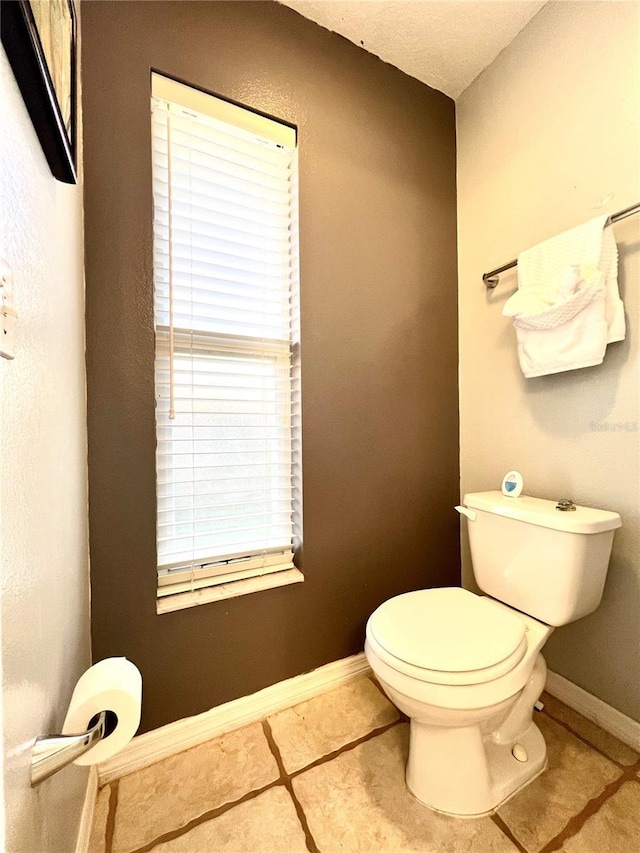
[94,657,639,787]
[546,670,640,751]
[98,652,370,785]
[75,766,99,853]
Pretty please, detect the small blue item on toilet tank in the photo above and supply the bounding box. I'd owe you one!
[501,471,523,498]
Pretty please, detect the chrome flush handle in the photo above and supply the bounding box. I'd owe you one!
[556,499,576,512]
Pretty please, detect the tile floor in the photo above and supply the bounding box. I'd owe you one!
[89,676,640,853]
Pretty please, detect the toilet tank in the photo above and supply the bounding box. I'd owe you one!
[462,491,621,627]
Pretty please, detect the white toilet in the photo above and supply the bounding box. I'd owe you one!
[364,490,621,817]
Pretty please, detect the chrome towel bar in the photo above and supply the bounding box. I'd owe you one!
[483,201,640,288]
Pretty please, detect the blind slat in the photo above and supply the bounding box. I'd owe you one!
[158,492,292,510]
[157,557,295,595]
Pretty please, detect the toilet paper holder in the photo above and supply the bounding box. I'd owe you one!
[31,710,112,786]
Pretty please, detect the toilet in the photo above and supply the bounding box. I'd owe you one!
[364,490,621,817]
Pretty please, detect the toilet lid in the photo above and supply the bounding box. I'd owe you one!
[368,587,526,676]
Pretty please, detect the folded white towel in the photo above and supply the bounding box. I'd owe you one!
[503,214,625,378]
[504,263,600,320]
[511,280,608,378]
[515,213,623,343]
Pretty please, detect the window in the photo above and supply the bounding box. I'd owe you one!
[151,74,301,610]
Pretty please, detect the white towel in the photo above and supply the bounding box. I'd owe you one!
[509,271,608,378]
[503,215,625,378]
[515,214,624,343]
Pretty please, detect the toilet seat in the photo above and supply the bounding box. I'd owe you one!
[367,587,528,686]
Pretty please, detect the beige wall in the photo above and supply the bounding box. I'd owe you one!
[0,47,91,851]
[457,1,640,720]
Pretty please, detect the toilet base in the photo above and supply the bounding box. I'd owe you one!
[406,718,547,817]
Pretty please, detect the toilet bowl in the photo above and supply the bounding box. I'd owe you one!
[365,491,621,817]
[365,587,552,816]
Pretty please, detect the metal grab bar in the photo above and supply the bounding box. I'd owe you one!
[483,201,640,288]
[30,710,109,786]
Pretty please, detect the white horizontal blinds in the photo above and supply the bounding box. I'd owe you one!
[289,160,303,552]
[152,74,298,594]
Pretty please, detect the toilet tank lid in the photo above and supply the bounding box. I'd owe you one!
[463,491,621,534]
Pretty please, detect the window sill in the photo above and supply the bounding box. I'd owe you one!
[156,567,304,614]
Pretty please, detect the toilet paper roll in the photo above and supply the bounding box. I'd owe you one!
[62,657,142,765]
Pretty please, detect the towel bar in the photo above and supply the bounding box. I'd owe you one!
[482,201,640,288]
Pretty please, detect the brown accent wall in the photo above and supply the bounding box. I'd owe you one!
[82,0,459,733]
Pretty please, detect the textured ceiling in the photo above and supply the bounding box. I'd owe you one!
[279,1,547,99]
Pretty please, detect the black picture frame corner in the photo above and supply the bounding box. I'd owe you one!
[1,0,77,184]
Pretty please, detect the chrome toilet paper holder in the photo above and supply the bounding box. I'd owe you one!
[31,710,112,786]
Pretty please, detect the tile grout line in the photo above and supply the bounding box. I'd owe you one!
[98,701,640,853]
[492,706,640,853]
[367,674,409,721]
[118,692,401,853]
[490,812,528,853]
[289,718,403,780]
[105,780,119,853]
[537,758,640,853]
[489,696,640,853]
[120,758,640,853]
[540,706,637,769]
[97,681,638,853]
[494,710,640,853]
[367,672,386,697]
[125,779,283,853]
[260,718,289,780]
[262,719,320,853]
